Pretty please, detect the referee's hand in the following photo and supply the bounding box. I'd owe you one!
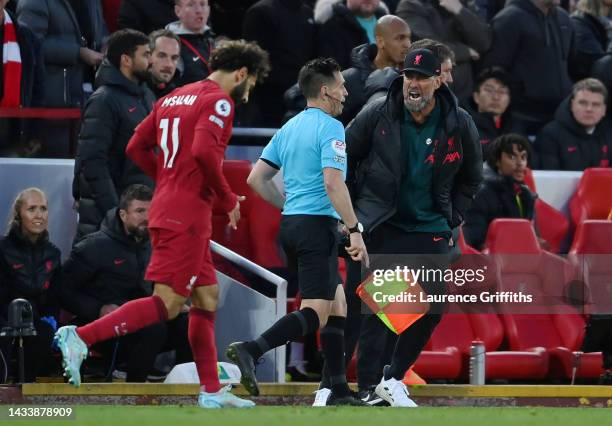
[346,233,369,268]
[228,196,246,230]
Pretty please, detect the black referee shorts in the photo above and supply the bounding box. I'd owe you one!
[280,215,339,301]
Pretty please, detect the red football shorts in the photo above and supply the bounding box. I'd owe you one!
[146,226,217,297]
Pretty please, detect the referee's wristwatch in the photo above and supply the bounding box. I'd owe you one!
[348,222,364,234]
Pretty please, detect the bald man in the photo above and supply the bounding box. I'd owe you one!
[334,15,411,124]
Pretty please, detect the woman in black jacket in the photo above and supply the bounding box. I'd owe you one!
[0,188,61,383]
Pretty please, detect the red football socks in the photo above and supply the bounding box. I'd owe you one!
[189,307,221,393]
[76,295,168,347]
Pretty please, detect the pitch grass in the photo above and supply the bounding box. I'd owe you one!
[2,406,612,426]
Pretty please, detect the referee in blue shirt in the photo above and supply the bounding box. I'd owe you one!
[226,58,369,406]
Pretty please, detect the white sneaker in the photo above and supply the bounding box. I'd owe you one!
[312,388,332,407]
[374,366,418,408]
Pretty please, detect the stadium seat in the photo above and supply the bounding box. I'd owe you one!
[569,168,612,225]
[211,161,284,283]
[485,219,600,379]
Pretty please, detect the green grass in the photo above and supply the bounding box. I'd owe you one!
[2,406,611,426]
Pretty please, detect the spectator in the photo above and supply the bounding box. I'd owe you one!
[147,29,181,99]
[467,67,514,158]
[117,0,176,35]
[243,0,316,127]
[73,29,155,240]
[101,0,121,33]
[210,0,259,39]
[463,134,541,250]
[571,0,610,80]
[473,0,506,21]
[314,0,390,23]
[362,38,454,105]
[536,78,612,170]
[0,0,44,157]
[317,0,387,70]
[0,188,61,382]
[166,0,215,87]
[61,185,192,382]
[284,15,411,125]
[396,0,491,103]
[591,53,612,118]
[17,0,104,157]
[482,0,575,136]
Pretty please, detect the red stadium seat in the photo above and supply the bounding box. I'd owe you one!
[486,219,601,379]
[569,168,612,225]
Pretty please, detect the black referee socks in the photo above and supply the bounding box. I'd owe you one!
[320,316,351,397]
[244,307,320,359]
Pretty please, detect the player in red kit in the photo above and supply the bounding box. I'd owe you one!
[55,40,270,409]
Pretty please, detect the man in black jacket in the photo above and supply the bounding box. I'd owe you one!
[317,0,387,70]
[536,78,612,171]
[345,48,482,406]
[73,29,156,240]
[61,185,191,382]
[482,0,575,136]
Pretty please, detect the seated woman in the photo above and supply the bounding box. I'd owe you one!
[463,134,546,250]
[0,188,61,382]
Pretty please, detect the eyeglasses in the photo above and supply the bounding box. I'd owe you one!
[480,85,509,96]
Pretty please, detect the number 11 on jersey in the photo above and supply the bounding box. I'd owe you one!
[159,117,180,168]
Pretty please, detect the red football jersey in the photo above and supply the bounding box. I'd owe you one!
[127,79,238,234]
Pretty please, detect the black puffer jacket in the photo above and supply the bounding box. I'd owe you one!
[117,0,176,35]
[482,0,574,123]
[61,208,151,323]
[463,168,537,249]
[0,227,61,322]
[346,78,482,232]
[73,60,155,239]
[465,102,514,159]
[317,2,386,70]
[535,96,612,171]
[339,43,379,124]
[166,21,215,87]
[570,11,608,80]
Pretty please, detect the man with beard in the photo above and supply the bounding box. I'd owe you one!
[61,185,192,382]
[56,40,270,409]
[227,58,369,407]
[345,48,481,406]
[147,29,181,99]
[73,29,156,240]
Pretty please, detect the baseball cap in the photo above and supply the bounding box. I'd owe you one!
[402,48,441,78]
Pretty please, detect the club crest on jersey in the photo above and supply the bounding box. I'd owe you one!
[215,99,232,117]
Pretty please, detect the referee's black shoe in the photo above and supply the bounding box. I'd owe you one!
[226,342,260,396]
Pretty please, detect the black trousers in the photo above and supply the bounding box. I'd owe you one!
[93,312,192,382]
[0,319,55,383]
[344,223,450,389]
[582,316,612,369]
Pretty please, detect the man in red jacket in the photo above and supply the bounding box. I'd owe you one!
[55,40,270,409]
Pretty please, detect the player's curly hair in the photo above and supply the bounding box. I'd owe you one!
[209,40,270,83]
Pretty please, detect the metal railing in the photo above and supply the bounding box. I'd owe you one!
[209,240,287,383]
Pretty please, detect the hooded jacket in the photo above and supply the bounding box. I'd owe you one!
[166,21,215,87]
[465,101,514,159]
[73,60,155,239]
[317,2,386,70]
[61,208,151,323]
[463,167,537,249]
[346,77,482,232]
[536,96,612,170]
[482,0,574,123]
[0,227,61,322]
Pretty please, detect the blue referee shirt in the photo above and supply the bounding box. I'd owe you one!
[260,108,347,218]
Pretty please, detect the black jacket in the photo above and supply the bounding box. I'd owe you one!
[147,77,177,100]
[535,96,612,171]
[465,102,514,159]
[482,0,574,123]
[463,168,537,249]
[166,21,215,87]
[570,11,608,80]
[61,209,151,323]
[283,43,379,125]
[317,2,386,70]
[117,0,176,35]
[346,78,483,232]
[592,54,612,120]
[396,0,492,103]
[0,227,61,322]
[17,0,86,107]
[73,60,155,239]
